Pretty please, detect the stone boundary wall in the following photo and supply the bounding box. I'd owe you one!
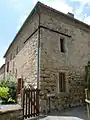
[0,105,23,120]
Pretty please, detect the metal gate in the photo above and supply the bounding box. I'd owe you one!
[22,88,40,119]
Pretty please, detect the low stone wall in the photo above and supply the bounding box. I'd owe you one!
[0,104,23,120]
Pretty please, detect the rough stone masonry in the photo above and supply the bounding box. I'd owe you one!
[3,2,90,112]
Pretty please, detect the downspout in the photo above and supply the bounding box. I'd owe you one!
[37,6,40,89]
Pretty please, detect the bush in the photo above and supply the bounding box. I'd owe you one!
[0,87,10,102]
[0,78,17,104]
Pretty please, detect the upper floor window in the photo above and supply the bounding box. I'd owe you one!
[10,54,12,60]
[16,46,19,55]
[60,38,65,53]
[13,52,15,59]
[59,72,66,92]
[7,62,9,73]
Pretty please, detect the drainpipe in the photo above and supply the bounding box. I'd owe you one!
[37,6,40,89]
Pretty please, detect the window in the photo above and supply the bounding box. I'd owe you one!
[16,46,19,55]
[17,78,23,94]
[13,62,15,74]
[13,52,15,59]
[7,62,9,73]
[60,38,65,53]
[59,72,66,92]
[10,54,12,60]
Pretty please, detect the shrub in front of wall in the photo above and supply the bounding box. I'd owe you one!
[0,87,10,104]
[0,78,17,104]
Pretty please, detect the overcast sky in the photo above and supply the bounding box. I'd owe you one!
[0,0,90,67]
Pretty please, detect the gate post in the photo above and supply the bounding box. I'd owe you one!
[36,89,40,115]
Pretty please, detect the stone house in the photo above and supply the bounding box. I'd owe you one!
[0,64,5,80]
[3,2,90,111]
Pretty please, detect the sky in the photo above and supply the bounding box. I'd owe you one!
[0,0,90,67]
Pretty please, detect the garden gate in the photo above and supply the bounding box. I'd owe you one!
[22,88,40,119]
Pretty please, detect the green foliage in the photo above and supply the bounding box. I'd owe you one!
[0,78,17,104]
[0,87,9,101]
[8,98,16,104]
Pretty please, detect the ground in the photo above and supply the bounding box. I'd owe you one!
[40,106,88,120]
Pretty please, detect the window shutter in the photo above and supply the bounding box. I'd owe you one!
[17,78,23,94]
[63,73,65,92]
[59,72,66,92]
[59,73,62,92]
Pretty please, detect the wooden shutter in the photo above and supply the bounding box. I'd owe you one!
[59,72,65,92]
[17,78,23,94]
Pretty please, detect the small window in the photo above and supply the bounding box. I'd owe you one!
[17,78,22,94]
[59,72,66,92]
[60,38,65,53]
[13,62,15,74]
[7,62,9,73]
[13,52,15,59]
[10,54,12,60]
[16,46,19,55]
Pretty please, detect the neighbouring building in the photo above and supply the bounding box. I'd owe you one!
[0,64,5,80]
[2,2,90,111]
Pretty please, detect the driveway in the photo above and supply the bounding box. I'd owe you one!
[40,106,88,120]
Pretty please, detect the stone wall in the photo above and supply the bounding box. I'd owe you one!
[5,11,38,86]
[0,110,23,120]
[5,31,38,88]
[39,5,90,111]
[0,64,5,80]
[0,105,22,120]
[3,2,90,112]
[5,13,39,61]
[4,12,39,88]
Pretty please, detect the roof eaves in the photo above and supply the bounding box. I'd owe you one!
[4,1,41,58]
[39,2,90,29]
[0,64,5,70]
[4,2,90,58]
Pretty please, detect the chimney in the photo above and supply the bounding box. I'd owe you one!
[67,12,74,18]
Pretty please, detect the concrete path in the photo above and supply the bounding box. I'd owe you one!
[40,106,88,120]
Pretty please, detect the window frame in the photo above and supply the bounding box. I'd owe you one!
[60,37,65,53]
[7,62,9,73]
[16,46,19,55]
[10,53,12,60]
[58,72,66,92]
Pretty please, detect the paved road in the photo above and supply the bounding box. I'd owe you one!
[40,106,88,120]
